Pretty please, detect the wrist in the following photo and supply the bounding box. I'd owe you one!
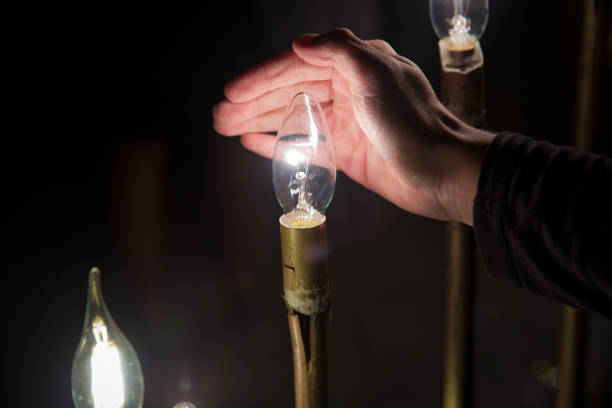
[439,126,494,226]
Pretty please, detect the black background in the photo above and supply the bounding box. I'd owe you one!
[3,1,612,407]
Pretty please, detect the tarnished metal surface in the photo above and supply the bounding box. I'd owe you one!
[280,217,329,408]
[443,222,475,408]
[440,68,485,128]
[556,1,610,407]
[280,216,329,316]
[557,307,586,408]
[440,48,483,408]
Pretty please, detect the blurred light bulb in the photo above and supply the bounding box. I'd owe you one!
[273,92,336,228]
[430,0,489,49]
[71,267,144,408]
[172,403,197,408]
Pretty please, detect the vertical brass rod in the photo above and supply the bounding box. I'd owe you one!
[443,222,475,408]
[557,0,607,406]
[308,312,328,407]
[440,58,484,408]
[556,307,586,408]
[288,311,310,408]
[572,0,603,152]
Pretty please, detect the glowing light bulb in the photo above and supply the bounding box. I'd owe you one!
[273,92,336,228]
[429,0,489,50]
[71,267,144,408]
[172,403,197,408]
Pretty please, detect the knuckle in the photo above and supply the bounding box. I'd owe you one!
[318,28,369,65]
[368,39,395,54]
[331,27,352,39]
[322,27,359,45]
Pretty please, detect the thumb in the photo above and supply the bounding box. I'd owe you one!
[292,28,372,86]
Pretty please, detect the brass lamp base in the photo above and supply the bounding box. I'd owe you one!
[438,37,483,74]
[280,215,329,408]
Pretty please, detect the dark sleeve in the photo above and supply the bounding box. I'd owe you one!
[473,132,612,319]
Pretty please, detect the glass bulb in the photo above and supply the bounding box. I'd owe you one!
[172,403,197,408]
[430,0,489,49]
[71,267,144,408]
[273,92,336,227]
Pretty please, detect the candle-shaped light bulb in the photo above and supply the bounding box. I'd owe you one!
[71,267,144,408]
[273,92,336,228]
[430,0,489,50]
[172,403,197,408]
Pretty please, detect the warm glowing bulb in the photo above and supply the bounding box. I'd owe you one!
[273,92,336,227]
[91,318,125,408]
[71,267,144,408]
[172,403,197,408]
[429,0,489,48]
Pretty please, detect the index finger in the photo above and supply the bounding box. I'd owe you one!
[224,50,334,103]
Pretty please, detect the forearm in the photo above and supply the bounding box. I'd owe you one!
[473,132,612,317]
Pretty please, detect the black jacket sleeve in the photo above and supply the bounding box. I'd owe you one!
[473,132,612,319]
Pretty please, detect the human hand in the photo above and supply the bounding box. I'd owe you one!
[213,28,493,225]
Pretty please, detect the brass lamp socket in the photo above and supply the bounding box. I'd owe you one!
[448,47,475,68]
[438,37,483,74]
[279,215,329,316]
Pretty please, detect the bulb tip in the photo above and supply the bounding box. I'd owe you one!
[89,266,101,274]
[290,91,315,106]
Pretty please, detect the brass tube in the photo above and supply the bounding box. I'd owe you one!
[280,216,329,408]
[572,0,604,152]
[556,1,607,406]
[443,222,474,408]
[440,46,484,408]
[288,311,309,408]
[440,71,485,128]
[556,307,585,408]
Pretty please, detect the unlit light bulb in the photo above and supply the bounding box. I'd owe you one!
[71,267,144,408]
[273,92,336,227]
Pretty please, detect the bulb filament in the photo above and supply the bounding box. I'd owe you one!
[91,317,125,408]
[294,162,314,223]
[448,14,473,50]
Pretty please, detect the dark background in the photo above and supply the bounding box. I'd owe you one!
[4,1,612,407]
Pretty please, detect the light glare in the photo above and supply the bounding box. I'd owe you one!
[285,149,307,166]
[91,318,125,408]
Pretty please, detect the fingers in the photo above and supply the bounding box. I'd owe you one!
[292,28,377,86]
[223,50,334,103]
[214,101,333,136]
[214,106,286,136]
[213,80,332,125]
[222,29,401,106]
[240,133,276,159]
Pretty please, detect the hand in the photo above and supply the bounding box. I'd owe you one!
[213,28,494,225]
